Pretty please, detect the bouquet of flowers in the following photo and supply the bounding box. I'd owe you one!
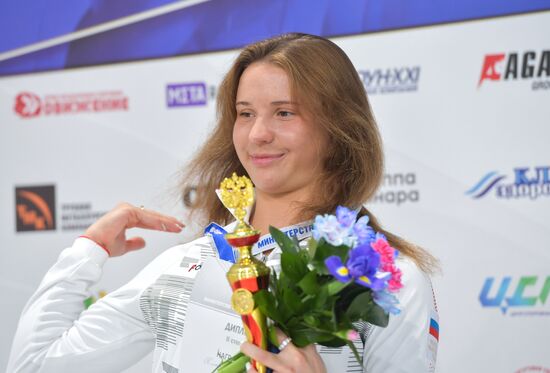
[217,206,403,372]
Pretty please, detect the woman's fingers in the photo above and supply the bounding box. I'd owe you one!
[123,204,185,232]
[274,328,298,355]
[125,237,146,252]
[84,203,184,257]
[241,330,326,373]
[240,342,286,372]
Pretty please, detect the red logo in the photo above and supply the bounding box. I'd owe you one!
[14,92,42,118]
[13,91,129,119]
[478,50,550,89]
[15,185,56,232]
[478,54,505,86]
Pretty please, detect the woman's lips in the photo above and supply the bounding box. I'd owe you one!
[249,153,285,166]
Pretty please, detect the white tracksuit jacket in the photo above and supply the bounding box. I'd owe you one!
[7,227,438,373]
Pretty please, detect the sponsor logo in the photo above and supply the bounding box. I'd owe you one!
[15,185,56,232]
[478,50,550,90]
[188,263,203,272]
[15,184,107,232]
[371,172,419,206]
[166,82,218,107]
[14,91,129,119]
[466,166,550,200]
[358,66,420,95]
[515,367,550,373]
[14,92,41,118]
[479,276,550,316]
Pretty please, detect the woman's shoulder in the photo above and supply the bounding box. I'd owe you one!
[363,255,439,371]
[395,255,437,309]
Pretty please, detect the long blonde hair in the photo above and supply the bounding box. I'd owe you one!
[181,33,437,273]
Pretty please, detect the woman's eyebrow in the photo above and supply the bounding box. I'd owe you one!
[236,100,298,106]
[271,100,298,106]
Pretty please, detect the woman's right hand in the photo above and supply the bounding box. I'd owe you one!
[84,202,185,257]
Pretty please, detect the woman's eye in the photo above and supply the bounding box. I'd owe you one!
[277,111,293,118]
[239,111,253,118]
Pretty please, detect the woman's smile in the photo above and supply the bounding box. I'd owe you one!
[249,152,286,166]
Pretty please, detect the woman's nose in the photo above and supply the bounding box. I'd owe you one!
[248,116,274,144]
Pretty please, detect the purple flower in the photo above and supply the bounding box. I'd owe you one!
[335,206,358,230]
[347,245,379,278]
[325,256,351,282]
[325,244,387,290]
[353,216,376,245]
[373,290,401,315]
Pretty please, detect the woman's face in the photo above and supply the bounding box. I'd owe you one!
[233,62,327,199]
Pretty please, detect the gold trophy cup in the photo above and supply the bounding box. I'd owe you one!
[220,174,270,373]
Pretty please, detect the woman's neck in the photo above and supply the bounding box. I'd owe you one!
[250,189,311,235]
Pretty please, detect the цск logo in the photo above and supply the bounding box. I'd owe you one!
[15,185,56,232]
[14,91,129,119]
[466,166,550,200]
[478,50,550,90]
[480,275,550,316]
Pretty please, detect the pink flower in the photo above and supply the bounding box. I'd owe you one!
[388,270,403,292]
[371,238,395,266]
[371,239,403,292]
[385,263,403,292]
[347,330,360,341]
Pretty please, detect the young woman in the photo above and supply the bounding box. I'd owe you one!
[8,33,438,373]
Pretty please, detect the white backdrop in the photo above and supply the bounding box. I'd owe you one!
[1,11,549,373]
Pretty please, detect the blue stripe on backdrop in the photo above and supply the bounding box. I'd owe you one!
[1,0,549,76]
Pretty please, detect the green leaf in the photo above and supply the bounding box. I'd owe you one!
[280,252,308,282]
[367,303,390,327]
[347,340,364,367]
[297,271,319,295]
[313,241,349,263]
[214,352,249,373]
[254,290,284,324]
[314,285,330,309]
[327,279,350,296]
[304,314,320,327]
[288,325,336,347]
[283,287,303,315]
[345,291,373,320]
[318,337,347,348]
[269,226,298,254]
[345,292,389,327]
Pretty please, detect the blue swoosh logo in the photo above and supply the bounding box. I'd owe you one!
[466,171,506,198]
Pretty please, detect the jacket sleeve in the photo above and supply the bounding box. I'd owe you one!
[7,237,156,373]
[363,258,439,373]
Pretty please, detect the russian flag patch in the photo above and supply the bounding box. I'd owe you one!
[429,318,439,341]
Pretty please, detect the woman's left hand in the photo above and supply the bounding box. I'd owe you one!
[240,329,326,373]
